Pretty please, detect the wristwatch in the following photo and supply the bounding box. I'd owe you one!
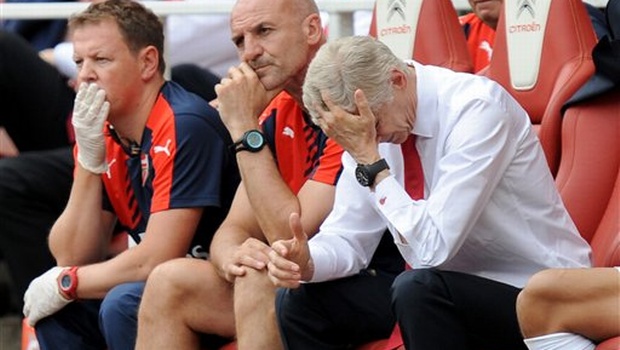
[57,266,79,300]
[355,159,390,187]
[232,129,266,153]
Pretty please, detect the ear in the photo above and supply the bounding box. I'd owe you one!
[390,68,408,91]
[139,46,160,80]
[304,13,323,46]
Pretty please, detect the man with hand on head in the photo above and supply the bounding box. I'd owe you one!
[22,0,240,348]
[135,0,350,349]
[268,35,591,350]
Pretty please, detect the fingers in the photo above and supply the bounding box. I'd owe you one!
[237,62,257,78]
[98,101,110,122]
[209,99,219,109]
[75,82,88,101]
[224,62,256,81]
[74,83,108,125]
[267,266,301,289]
[235,238,272,270]
[288,212,307,245]
[223,263,246,283]
[353,89,372,118]
[315,90,352,125]
[79,82,102,108]
[267,249,302,289]
[266,215,307,288]
[83,89,108,125]
[222,243,268,283]
[267,248,300,275]
[92,88,107,110]
[320,90,338,113]
[236,253,268,270]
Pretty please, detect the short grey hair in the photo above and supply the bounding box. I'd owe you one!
[302,36,407,123]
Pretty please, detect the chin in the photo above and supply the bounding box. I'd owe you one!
[259,78,280,91]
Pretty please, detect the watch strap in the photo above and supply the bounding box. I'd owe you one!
[231,129,265,154]
[358,158,390,187]
[57,266,79,300]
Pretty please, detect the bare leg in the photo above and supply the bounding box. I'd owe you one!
[234,268,283,350]
[517,268,620,342]
[136,258,236,350]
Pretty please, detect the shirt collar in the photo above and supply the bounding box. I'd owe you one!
[405,60,437,140]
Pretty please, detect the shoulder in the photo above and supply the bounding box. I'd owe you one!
[147,82,231,147]
[160,81,215,116]
[260,91,300,124]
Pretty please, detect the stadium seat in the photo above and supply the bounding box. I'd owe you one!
[587,134,619,350]
[368,0,472,73]
[554,74,619,350]
[588,169,620,268]
[484,0,598,176]
[555,89,620,245]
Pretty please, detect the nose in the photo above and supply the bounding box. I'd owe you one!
[240,36,263,63]
[76,60,97,86]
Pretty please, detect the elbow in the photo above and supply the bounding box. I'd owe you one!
[48,230,80,266]
[52,248,107,266]
[49,228,109,266]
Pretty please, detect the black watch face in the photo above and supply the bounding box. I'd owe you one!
[245,131,264,150]
[355,166,371,186]
[60,274,72,289]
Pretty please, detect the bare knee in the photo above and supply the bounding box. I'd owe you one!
[141,258,200,314]
[517,269,565,337]
[236,268,272,290]
[234,268,275,312]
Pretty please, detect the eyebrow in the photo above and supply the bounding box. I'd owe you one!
[233,20,277,40]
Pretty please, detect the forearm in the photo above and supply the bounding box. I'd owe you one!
[74,245,162,299]
[71,208,202,299]
[237,150,300,243]
[49,167,112,265]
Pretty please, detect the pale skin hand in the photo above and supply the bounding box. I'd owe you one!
[215,62,281,140]
[220,237,273,283]
[267,212,314,288]
[313,89,381,164]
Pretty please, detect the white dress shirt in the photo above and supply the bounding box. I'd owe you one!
[308,62,592,288]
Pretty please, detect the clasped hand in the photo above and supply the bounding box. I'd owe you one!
[219,238,272,283]
[23,267,73,326]
[72,82,110,174]
[214,62,280,140]
[267,213,313,289]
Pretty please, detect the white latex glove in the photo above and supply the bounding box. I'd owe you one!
[23,267,73,326]
[72,82,110,174]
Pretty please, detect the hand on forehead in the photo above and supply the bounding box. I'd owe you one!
[316,89,370,117]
